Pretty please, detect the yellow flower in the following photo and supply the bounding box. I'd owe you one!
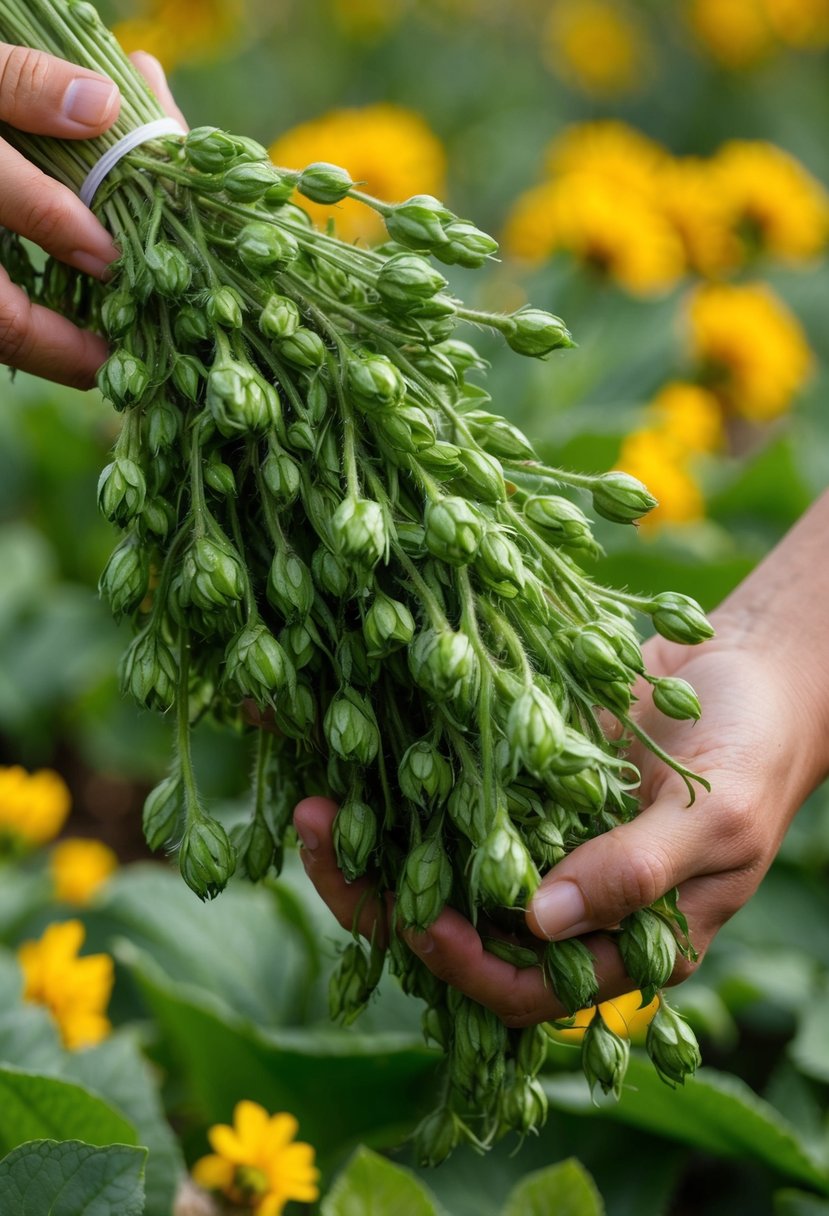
[115,0,246,71]
[544,0,650,97]
[548,990,660,1043]
[765,0,829,46]
[687,0,775,68]
[713,140,829,263]
[656,157,739,277]
[270,104,446,245]
[330,0,409,39]
[648,382,724,455]
[18,920,113,1050]
[545,120,667,197]
[0,765,72,849]
[688,281,813,421]
[51,838,118,907]
[193,1101,320,1216]
[615,429,705,531]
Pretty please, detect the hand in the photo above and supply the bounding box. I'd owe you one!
[0,44,184,390]
[294,618,824,1027]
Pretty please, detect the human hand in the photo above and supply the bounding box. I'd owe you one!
[0,44,184,389]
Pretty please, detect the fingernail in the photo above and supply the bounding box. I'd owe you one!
[406,930,435,955]
[62,78,119,127]
[295,823,320,853]
[530,881,588,940]
[70,250,112,279]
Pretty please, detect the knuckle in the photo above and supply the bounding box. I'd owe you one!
[611,841,673,915]
[711,793,758,858]
[0,295,31,363]
[22,188,76,252]
[0,46,49,107]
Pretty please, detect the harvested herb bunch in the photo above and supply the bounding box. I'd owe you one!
[0,0,712,1159]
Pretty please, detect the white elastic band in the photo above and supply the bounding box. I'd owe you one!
[80,118,187,208]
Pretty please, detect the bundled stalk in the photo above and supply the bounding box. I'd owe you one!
[0,0,710,1159]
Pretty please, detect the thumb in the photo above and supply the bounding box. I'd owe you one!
[526,786,712,941]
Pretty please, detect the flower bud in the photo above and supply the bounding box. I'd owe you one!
[225,622,294,705]
[278,327,326,369]
[97,458,147,525]
[333,797,378,881]
[331,497,387,567]
[184,125,238,173]
[237,222,299,270]
[179,815,236,901]
[471,810,540,910]
[324,690,380,765]
[280,621,316,670]
[222,160,277,200]
[398,741,453,807]
[408,627,479,703]
[236,814,278,882]
[204,453,237,497]
[645,1001,701,1087]
[464,410,535,460]
[337,631,380,687]
[397,835,453,930]
[592,471,657,524]
[434,220,499,268]
[500,1077,548,1136]
[547,765,608,815]
[329,941,379,1024]
[181,536,246,612]
[98,351,151,411]
[145,242,192,297]
[524,495,595,549]
[409,346,458,386]
[506,308,575,357]
[259,294,301,340]
[517,1025,550,1078]
[274,678,317,741]
[268,549,314,621]
[312,546,351,597]
[571,625,629,684]
[286,419,315,452]
[264,174,299,206]
[207,360,278,435]
[119,629,177,711]
[347,354,406,414]
[99,533,150,620]
[507,685,566,775]
[582,1010,630,1100]
[101,290,137,339]
[174,305,211,347]
[424,496,484,565]
[652,676,702,721]
[418,440,464,476]
[206,286,245,329]
[412,1107,464,1168]
[545,939,599,1015]
[385,194,454,249]
[524,817,566,870]
[363,593,415,657]
[475,529,526,598]
[142,774,183,852]
[452,993,507,1078]
[298,161,354,203]
[261,447,301,506]
[446,777,488,845]
[455,449,507,502]
[376,252,448,309]
[619,909,678,1002]
[651,592,715,645]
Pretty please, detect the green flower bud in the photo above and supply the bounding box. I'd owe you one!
[525,495,595,549]
[119,629,177,711]
[582,1010,630,1100]
[524,817,566,871]
[424,496,485,565]
[347,354,406,414]
[97,458,147,525]
[454,448,507,502]
[409,627,479,703]
[312,546,350,597]
[397,834,453,930]
[506,308,575,357]
[471,810,540,909]
[452,993,508,1077]
[651,592,715,645]
[517,1025,550,1078]
[286,419,315,452]
[222,160,278,200]
[274,677,316,741]
[434,219,499,268]
[171,354,204,403]
[207,360,279,435]
[645,1001,701,1087]
[237,221,299,270]
[546,938,599,1015]
[592,470,658,524]
[231,135,270,162]
[206,285,245,329]
[409,346,458,386]
[99,533,149,620]
[235,814,278,882]
[329,941,378,1025]
[500,1077,548,1136]
[101,290,137,339]
[418,440,464,476]
[298,161,354,204]
[142,774,183,852]
[331,497,387,567]
[619,909,678,1003]
[181,536,247,612]
[279,621,316,670]
[363,593,415,657]
[179,815,236,901]
[278,327,326,369]
[652,676,702,721]
[140,497,174,541]
[259,293,301,340]
[268,549,314,621]
[376,252,448,309]
[264,174,299,206]
[338,629,380,687]
[98,351,151,411]
[333,796,378,882]
[463,409,535,460]
[204,453,237,497]
[324,689,380,765]
[145,242,191,297]
[225,621,294,705]
[547,765,608,815]
[475,529,526,598]
[571,625,629,684]
[385,194,454,249]
[261,446,301,506]
[398,741,453,807]
[446,777,488,845]
[507,686,566,775]
[413,1107,464,1168]
[174,305,211,347]
[184,125,238,173]
[434,339,486,376]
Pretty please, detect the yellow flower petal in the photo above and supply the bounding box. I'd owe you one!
[207,1124,249,1164]
[192,1154,235,1191]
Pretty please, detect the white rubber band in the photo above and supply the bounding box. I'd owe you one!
[80,118,187,208]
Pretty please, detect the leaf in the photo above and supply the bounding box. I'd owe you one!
[0,1140,146,1216]
[0,1066,137,1155]
[322,1146,441,1216]
[502,1159,605,1216]
[775,1191,829,1216]
[789,974,829,1084]
[544,1058,829,1195]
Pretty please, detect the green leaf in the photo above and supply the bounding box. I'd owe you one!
[774,1191,829,1216]
[322,1146,441,1216]
[502,1159,605,1216]
[544,1058,829,1195]
[0,1140,146,1215]
[789,974,829,1084]
[0,1067,137,1155]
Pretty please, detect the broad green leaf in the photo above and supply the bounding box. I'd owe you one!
[775,1191,829,1216]
[789,974,829,1084]
[322,1146,441,1216]
[544,1059,829,1195]
[0,1140,145,1216]
[503,1159,604,1216]
[0,1005,63,1075]
[0,1067,137,1155]
[0,866,52,943]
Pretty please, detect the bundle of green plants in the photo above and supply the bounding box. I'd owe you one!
[0,0,710,1160]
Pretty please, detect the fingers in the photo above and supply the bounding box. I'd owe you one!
[0,266,108,388]
[0,44,121,137]
[129,52,188,129]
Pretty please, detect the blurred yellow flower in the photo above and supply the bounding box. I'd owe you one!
[330,0,408,39]
[765,0,829,46]
[648,381,724,455]
[688,282,813,421]
[688,0,774,67]
[115,0,245,71]
[270,104,446,244]
[657,157,738,277]
[548,990,660,1043]
[51,839,118,907]
[545,120,667,197]
[0,766,72,849]
[544,0,649,97]
[18,920,113,1050]
[713,140,829,263]
[616,429,705,530]
[193,1101,320,1215]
